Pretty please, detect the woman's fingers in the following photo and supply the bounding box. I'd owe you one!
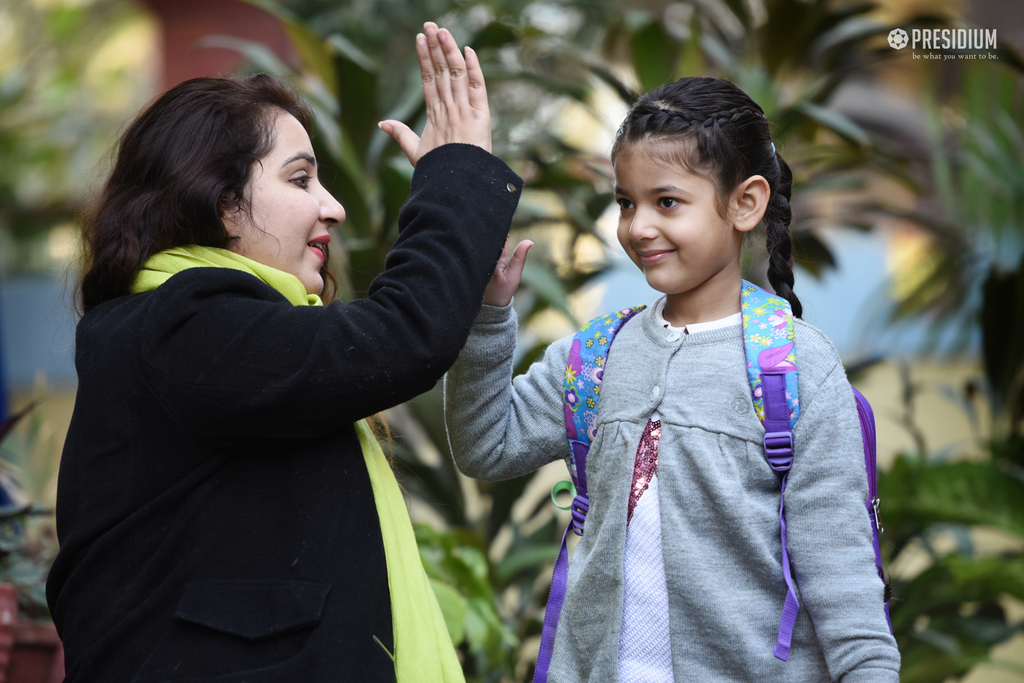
[378,120,421,165]
[424,23,453,105]
[464,46,487,113]
[416,32,438,111]
[395,21,491,165]
[439,28,469,105]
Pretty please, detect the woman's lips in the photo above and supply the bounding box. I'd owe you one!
[308,235,330,263]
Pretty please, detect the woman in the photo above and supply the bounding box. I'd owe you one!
[45,24,518,682]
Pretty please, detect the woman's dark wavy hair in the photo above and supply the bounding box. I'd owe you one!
[77,73,338,313]
[611,76,801,317]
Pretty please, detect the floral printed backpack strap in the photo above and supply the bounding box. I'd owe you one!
[533,305,645,683]
[742,281,892,664]
[740,280,801,661]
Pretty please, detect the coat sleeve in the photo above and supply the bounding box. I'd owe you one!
[785,332,901,682]
[443,302,571,481]
[135,144,521,442]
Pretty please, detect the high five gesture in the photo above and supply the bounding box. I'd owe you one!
[379,22,491,164]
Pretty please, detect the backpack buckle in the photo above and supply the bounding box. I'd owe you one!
[872,497,884,533]
[763,431,794,472]
[570,494,590,536]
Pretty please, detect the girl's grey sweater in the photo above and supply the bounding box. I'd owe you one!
[444,299,900,683]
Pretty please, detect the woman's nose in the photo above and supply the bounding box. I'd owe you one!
[320,188,345,227]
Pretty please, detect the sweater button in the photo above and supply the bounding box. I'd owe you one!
[650,386,660,401]
[506,182,518,193]
[666,331,681,342]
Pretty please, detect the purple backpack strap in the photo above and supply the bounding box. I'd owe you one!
[740,281,802,660]
[852,387,893,633]
[742,281,892,662]
[533,306,644,683]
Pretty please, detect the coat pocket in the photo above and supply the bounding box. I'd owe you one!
[174,579,331,641]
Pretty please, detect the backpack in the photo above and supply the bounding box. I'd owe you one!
[532,280,891,683]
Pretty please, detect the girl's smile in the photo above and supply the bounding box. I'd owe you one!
[635,248,675,264]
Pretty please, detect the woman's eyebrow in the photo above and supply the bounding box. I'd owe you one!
[281,152,317,168]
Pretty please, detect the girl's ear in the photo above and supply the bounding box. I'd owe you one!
[730,175,771,233]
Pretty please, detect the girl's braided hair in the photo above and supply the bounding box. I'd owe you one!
[611,77,801,317]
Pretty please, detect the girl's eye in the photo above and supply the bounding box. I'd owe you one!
[616,198,633,210]
[658,197,679,209]
[292,175,312,189]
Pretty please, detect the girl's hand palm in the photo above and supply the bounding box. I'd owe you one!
[484,240,532,307]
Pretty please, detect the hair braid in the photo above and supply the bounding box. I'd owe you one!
[764,153,802,317]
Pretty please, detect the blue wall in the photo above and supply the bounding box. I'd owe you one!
[0,275,78,395]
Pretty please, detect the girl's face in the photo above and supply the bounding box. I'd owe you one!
[614,145,762,323]
[225,112,344,295]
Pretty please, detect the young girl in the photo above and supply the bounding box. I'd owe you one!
[444,77,900,682]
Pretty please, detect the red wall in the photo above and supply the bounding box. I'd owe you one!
[141,0,297,88]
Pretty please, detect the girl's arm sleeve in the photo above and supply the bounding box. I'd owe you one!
[443,302,572,481]
[136,144,521,441]
[786,351,901,682]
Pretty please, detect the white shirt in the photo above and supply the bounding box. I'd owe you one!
[617,306,741,682]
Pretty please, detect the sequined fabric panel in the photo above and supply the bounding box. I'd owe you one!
[627,419,660,524]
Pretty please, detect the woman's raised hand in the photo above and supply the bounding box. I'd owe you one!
[379,22,491,165]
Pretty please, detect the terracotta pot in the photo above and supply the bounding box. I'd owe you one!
[8,619,63,683]
[0,584,64,683]
[0,584,15,682]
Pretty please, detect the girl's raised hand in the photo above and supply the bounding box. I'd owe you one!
[483,239,532,307]
[379,22,491,165]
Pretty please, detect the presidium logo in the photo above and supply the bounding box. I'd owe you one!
[888,27,999,60]
[888,29,909,50]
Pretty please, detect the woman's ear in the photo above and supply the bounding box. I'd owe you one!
[219,192,242,232]
[730,175,771,233]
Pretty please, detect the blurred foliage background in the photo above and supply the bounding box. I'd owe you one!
[2,0,1023,680]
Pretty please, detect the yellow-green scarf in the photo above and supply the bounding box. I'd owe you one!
[133,245,465,683]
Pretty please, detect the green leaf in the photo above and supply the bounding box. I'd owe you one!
[520,258,577,326]
[46,7,86,43]
[197,35,291,76]
[326,34,377,74]
[440,547,492,600]
[588,64,637,104]
[947,554,1024,603]
[496,544,561,581]
[463,598,490,653]
[470,22,517,50]
[629,20,675,93]
[880,456,1024,540]
[281,21,339,98]
[335,51,380,163]
[794,101,870,147]
[792,231,837,277]
[808,16,885,62]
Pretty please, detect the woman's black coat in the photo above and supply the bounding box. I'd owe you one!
[46,145,521,682]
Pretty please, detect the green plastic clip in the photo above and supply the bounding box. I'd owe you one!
[550,480,578,510]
